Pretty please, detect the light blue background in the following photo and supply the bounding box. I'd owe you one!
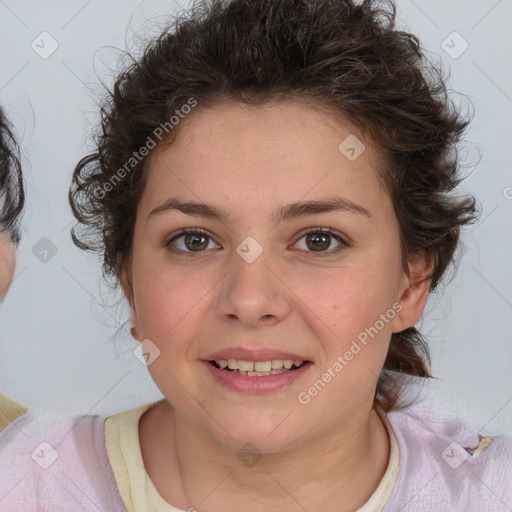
[0,0,510,433]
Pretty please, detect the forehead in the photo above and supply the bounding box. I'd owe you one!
[169,99,372,158]
[140,99,389,220]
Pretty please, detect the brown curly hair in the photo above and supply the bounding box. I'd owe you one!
[69,0,478,411]
[0,107,24,244]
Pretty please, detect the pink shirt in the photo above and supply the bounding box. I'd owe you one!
[1,383,511,511]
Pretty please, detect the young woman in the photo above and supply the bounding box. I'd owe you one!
[0,0,510,510]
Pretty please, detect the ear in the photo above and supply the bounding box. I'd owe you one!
[129,309,141,341]
[117,256,140,341]
[392,250,433,333]
[0,230,16,300]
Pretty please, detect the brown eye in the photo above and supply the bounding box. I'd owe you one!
[165,227,348,258]
[294,228,348,257]
[166,229,219,255]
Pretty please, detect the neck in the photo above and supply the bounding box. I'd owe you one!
[140,400,390,512]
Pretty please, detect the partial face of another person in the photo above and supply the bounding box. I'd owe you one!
[0,229,15,300]
[124,100,429,452]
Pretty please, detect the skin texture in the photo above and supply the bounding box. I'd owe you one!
[0,229,15,300]
[122,100,432,512]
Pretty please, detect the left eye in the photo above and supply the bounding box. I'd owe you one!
[165,228,347,257]
[294,228,347,257]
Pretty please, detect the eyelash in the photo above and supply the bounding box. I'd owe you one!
[164,227,349,258]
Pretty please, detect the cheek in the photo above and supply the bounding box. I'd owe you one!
[295,261,401,372]
[132,259,214,346]
[310,265,398,327]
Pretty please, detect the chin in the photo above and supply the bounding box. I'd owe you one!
[211,417,301,455]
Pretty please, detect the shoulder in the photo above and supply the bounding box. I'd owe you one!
[0,392,28,431]
[0,408,127,511]
[382,377,512,511]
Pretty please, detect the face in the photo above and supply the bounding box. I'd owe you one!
[0,229,15,300]
[125,100,428,452]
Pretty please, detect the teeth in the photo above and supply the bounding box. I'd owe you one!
[254,361,271,372]
[238,360,255,371]
[216,359,305,371]
[271,359,283,369]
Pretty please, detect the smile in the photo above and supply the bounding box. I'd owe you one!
[211,359,305,376]
[204,359,313,393]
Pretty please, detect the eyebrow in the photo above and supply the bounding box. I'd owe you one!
[147,197,371,224]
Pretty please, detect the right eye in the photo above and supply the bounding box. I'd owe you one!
[165,229,220,256]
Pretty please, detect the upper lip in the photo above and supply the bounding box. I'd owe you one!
[203,348,310,362]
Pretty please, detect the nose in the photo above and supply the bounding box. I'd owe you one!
[215,242,292,328]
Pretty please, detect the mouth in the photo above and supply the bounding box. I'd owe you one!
[208,359,310,376]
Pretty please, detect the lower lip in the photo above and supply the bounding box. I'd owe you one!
[202,361,313,393]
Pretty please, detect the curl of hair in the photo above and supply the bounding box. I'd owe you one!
[69,0,478,412]
[0,107,24,244]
